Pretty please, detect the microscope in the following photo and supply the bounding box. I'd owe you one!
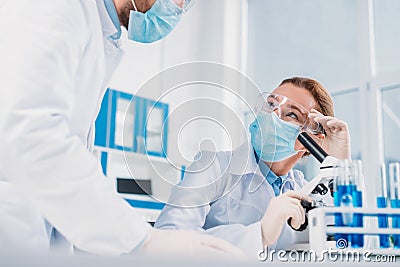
[288,132,340,231]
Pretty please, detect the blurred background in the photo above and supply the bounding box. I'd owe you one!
[96,0,400,214]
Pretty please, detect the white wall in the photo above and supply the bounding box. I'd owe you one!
[109,0,250,167]
[247,0,362,92]
[246,0,400,206]
[107,0,400,206]
[108,31,162,96]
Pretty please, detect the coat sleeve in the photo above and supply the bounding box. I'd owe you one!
[203,223,263,258]
[155,151,222,230]
[155,151,264,257]
[0,0,150,255]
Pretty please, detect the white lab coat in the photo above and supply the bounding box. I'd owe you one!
[0,0,150,255]
[155,142,309,257]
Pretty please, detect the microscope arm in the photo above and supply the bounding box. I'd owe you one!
[297,132,340,196]
[299,156,340,196]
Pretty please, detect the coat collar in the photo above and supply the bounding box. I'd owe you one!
[229,142,264,177]
[229,142,295,193]
[96,0,122,40]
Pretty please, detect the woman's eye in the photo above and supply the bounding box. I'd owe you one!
[266,101,275,109]
[286,112,299,121]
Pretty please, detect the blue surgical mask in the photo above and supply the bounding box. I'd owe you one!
[249,111,301,162]
[128,0,183,43]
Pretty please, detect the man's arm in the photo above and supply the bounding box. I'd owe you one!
[0,0,150,255]
[155,151,264,257]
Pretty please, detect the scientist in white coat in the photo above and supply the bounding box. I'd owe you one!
[0,0,243,257]
[155,77,351,257]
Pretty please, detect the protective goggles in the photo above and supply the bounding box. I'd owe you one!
[256,92,324,134]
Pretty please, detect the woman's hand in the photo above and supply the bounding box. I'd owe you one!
[308,109,351,160]
[260,191,312,247]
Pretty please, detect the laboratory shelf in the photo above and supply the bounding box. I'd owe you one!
[94,145,169,163]
[119,193,164,223]
[308,207,400,256]
[326,227,400,235]
[124,199,165,210]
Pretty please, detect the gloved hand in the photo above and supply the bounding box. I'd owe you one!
[138,228,246,260]
[308,109,351,160]
[260,191,312,247]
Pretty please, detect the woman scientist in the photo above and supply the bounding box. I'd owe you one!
[154,77,351,257]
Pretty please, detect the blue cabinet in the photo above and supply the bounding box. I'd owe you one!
[94,89,171,216]
[142,99,169,157]
[94,90,111,148]
[95,88,168,157]
[110,91,137,152]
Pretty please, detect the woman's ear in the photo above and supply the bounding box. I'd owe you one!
[315,133,329,153]
[310,132,325,148]
[316,133,325,140]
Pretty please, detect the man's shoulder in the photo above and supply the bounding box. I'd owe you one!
[1,0,95,27]
[2,0,89,12]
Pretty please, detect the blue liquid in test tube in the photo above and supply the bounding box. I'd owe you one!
[334,160,352,247]
[377,197,390,248]
[350,160,364,248]
[351,190,363,247]
[377,164,390,248]
[334,187,347,244]
[389,163,400,248]
[390,199,400,248]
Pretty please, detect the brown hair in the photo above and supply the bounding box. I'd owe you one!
[279,77,334,117]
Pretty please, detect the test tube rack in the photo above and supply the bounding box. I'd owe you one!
[308,207,400,256]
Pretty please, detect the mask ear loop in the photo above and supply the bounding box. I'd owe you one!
[131,0,138,11]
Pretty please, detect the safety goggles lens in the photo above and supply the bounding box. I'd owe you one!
[258,93,323,134]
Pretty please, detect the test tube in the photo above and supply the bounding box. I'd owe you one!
[380,163,388,199]
[350,160,364,248]
[389,162,400,248]
[341,160,354,226]
[334,160,351,247]
[377,163,390,248]
[334,161,345,245]
[389,162,399,200]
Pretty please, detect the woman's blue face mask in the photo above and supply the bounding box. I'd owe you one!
[249,111,302,162]
[128,0,183,43]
